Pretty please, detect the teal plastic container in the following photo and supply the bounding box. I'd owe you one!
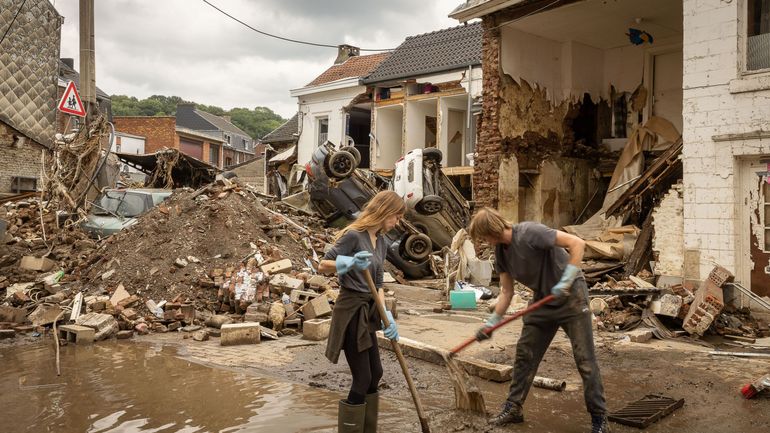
[449,290,477,310]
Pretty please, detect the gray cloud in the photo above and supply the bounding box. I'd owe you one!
[56,0,462,117]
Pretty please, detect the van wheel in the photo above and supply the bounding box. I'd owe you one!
[404,233,432,261]
[423,148,443,163]
[415,195,444,215]
[327,150,356,178]
[343,146,361,167]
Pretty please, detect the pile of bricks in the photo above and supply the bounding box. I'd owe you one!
[682,266,732,336]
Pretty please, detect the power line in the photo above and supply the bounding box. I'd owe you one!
[0,0,28,46]
[202,0,394,52]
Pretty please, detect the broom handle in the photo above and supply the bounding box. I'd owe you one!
[449,294,556,355]
[363,270,431,433]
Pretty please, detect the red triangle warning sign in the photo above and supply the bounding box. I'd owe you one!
[57,81,86,117]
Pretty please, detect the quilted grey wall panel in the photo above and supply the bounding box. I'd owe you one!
[0,0,61,148]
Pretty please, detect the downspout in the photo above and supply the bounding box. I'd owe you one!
[466,64,473,165]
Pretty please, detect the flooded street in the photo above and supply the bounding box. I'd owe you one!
[1,340,377,433]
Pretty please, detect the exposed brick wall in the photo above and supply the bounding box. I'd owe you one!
[473,16,503,210]
[0,121,46,194]
[653,182,684,277]
[113,117,176,154]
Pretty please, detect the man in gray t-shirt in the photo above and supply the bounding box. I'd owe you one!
[468,208,610,433]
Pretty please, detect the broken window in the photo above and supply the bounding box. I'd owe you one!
[747,0,770,71]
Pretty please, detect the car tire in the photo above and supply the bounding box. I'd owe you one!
[343,146,361,167]
[415,195,444,215]
[403,233,432,261]
[423,147,443,163]
[327,150,356,179]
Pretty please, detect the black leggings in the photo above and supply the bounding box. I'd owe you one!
[342,319,383,404]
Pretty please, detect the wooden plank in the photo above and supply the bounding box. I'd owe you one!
[441,166,474,176]
[623,212,654,279]
[376,334,559,385]
[382,283,444,302]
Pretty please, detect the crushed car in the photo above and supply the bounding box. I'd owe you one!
[82,188,172,238]
[392,147,471,250]
[305,141,434,279]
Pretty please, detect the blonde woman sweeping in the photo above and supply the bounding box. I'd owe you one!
[318,191,404,433]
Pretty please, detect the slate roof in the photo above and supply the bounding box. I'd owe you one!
[58,59,110,100]
[261,113,298,144]
[194,109,251,137]
[306,53,391,87]
[362,22,482,84]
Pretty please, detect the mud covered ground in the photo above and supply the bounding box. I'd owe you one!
[136,297,770,433]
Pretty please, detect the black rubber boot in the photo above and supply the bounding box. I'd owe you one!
[363,392,378,433]
[591,414,611,433]
[488,401,524,426]
[338,400,366,433]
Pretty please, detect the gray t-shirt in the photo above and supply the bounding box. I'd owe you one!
[324,229,388,293]
[495,222,574,302]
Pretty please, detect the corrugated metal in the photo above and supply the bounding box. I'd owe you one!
[747,33,770,71]
[0,0,61,148]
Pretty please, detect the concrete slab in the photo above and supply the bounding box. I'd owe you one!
[221,322,261,346]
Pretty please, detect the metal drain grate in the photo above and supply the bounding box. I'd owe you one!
[608,394,684,428]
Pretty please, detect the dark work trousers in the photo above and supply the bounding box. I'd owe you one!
[505,302,607,415]
[342,311,383,405]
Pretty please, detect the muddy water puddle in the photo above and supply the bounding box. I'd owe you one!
[0,340,411,433]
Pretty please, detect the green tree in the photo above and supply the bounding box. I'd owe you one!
[111,94,286,139]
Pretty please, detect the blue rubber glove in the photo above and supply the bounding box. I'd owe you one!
[551,264,581,298]
[476,312,502,341]
[382,310,399,341]
[335,251,373,276]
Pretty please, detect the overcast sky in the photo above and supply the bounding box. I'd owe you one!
[54,0,465,119]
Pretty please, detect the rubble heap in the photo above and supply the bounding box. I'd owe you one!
[71,181,328,312]
[1,198,97,290]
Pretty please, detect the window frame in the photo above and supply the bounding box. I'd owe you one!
[742,0,770,76]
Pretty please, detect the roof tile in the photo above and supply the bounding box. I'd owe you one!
[363,22,482,84]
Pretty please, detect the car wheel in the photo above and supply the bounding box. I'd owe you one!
[415,195,444,215]
[343,146,361,167]
[404,233,432,261]
[423,147,443,163]
[327,150,356,178]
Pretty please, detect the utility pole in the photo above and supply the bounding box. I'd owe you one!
[79,0,96,125]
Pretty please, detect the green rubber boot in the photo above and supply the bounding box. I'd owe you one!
[363,392,379,433]
[338,400,366,433]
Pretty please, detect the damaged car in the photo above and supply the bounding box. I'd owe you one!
[392,147,471,249]
[305,141,434,279]
[82,188,172,238]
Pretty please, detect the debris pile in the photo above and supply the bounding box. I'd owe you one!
[1,198,97,290]
[589,265,769,343]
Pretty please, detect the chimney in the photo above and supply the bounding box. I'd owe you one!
[334,44,360,64]
[223,115,232,122]
[61,58,74,69]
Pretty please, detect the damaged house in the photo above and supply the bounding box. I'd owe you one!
[0,0,61,196]
[362,23,484,198]
[291,45,390,168]
[451,0,770,310]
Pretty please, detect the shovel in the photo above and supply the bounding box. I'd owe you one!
[449,294,556,356]
[363,269,431,433]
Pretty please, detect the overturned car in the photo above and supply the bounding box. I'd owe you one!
[304,141,469,279]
